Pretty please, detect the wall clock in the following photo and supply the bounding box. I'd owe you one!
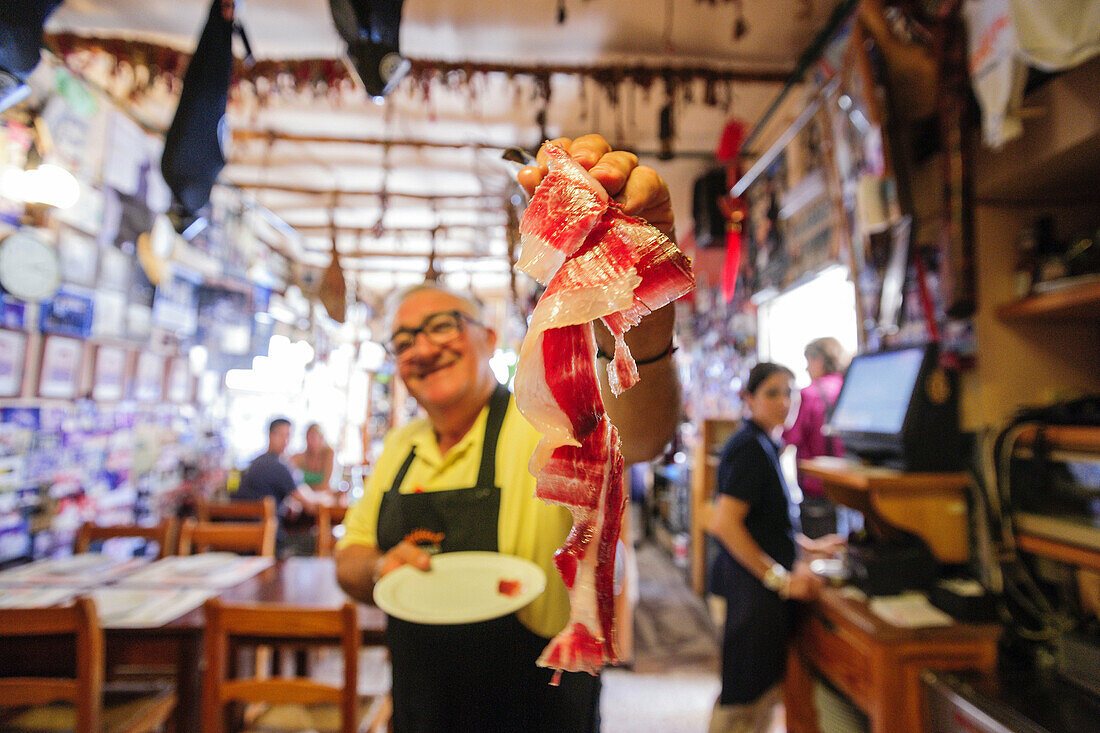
[0,230,61,302]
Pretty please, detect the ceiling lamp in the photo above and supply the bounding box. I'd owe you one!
[329,0,411,102]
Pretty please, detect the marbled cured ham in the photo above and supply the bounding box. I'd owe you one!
[514,144,694,677]
[517,144,610,285]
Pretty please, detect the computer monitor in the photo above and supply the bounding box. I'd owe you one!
[828,343,962,471]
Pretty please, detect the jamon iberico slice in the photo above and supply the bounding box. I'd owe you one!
[517,144,609,285]
[514,144,695,676]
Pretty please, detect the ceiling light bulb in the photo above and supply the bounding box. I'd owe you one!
[26,164,81,208]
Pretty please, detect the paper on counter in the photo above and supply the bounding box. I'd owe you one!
[869,592,954,628]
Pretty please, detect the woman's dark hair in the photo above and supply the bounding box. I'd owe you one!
[805,336,849,375]
[743,362,794,395]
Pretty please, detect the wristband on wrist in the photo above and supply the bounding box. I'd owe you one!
[596,339,677,365]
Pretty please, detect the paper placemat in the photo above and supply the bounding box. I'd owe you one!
[0,554,147,586]
[89,587,216,628]
[119,554,274,588]
[0,585,81,608]
[869,592,954,628]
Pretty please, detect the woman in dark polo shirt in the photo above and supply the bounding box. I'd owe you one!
[706,362,839,733]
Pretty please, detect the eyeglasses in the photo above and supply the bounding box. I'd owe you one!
[386,310,482,358]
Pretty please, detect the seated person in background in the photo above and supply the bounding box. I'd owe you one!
[291,423,345,505]
[782,336,849,539]
[237,418,334,525]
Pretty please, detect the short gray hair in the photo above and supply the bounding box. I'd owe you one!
[383,282,485,333]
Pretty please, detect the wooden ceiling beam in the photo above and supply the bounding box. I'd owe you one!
[232,181,505,201]
[226,155,496,174]
[278,207,506,224]
[232,129,508,150]
[294,224,504,238]
[341,256,508,268]
[328,250,503,260]
[413,59,790,85]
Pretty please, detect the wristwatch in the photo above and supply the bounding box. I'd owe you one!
[762,563,791,598]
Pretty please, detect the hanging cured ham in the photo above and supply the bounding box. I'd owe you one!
[514,144,694,676]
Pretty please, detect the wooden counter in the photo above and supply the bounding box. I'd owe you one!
[785,585,1001,733]
[799,457,971,563]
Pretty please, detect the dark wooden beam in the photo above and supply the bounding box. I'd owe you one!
[293,223,504,237]
[329,249,503,260]
[232,129,507,150]
[232,181,505,201]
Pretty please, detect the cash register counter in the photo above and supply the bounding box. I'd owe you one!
[785,458,1002,733]
[785,584,1001,733]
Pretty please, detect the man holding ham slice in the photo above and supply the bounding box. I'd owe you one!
[336,134,683,733]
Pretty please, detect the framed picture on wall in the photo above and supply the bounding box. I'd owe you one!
[133,351,165,403]
[38,335,84,399]
[165,357,192,403]
[0,329,27,397]
[92,345,129,402]
[57,229,100,288]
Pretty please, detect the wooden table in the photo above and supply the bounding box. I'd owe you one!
[0,557,385,733]
[784,585,1001,733]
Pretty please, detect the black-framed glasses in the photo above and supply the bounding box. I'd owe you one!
[386,310,482,358]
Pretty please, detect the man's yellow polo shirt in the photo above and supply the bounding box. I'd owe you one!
[338,394,573,639]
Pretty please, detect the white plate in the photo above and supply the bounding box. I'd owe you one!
[373,551,546,625]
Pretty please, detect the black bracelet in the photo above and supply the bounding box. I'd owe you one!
[596,340,677,365]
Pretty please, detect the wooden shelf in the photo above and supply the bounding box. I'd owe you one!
[1013,425,1100,453]
[995,280,1100,321]
[975,57,1100,204]
[799,457,971,563]
[1016,530,1100,572]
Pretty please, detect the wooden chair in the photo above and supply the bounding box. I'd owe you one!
[315,504,349,558]
[202,599,390,733]
[0,598,176,733]
[178,518,277,557]
[198,497,277,524]
[75,518,178,559]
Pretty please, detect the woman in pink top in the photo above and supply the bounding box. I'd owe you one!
[782,337,848,538]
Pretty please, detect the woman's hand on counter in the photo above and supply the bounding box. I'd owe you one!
[797,533,847,559]
[787,561,824,601]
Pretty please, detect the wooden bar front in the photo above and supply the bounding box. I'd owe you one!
[787,458,1000,732]
[785,586,1001,733]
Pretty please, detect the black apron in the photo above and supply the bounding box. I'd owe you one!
[377,385,600,733]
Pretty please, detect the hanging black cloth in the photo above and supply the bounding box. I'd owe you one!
[161,0,251,225]
[0,0,63,113]
[0,0,63,77]
[328,0,409,98]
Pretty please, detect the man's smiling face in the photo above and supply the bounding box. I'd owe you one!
[391,288,496,413]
